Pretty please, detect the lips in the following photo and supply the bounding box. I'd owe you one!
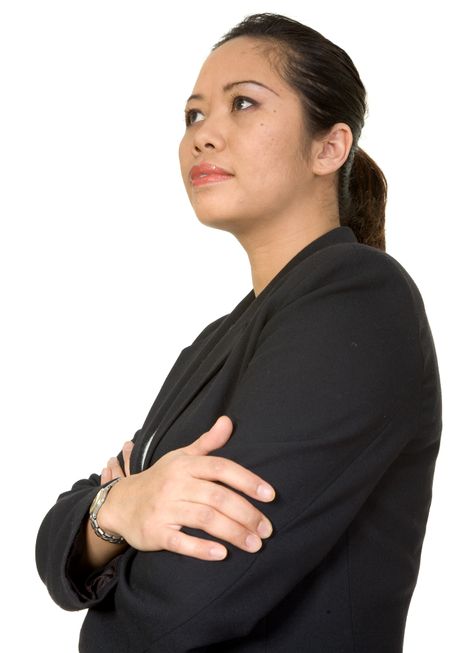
[189,162,233,184]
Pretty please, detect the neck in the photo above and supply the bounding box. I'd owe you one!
[237,215,340,298]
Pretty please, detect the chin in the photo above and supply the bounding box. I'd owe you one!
[191,198,228,221]
[195,212,237,232]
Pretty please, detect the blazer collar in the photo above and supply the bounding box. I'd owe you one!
[230,225,357,329]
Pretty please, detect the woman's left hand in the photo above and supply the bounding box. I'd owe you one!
[100,441,134,484]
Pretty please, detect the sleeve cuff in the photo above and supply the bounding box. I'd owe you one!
[65,516,122,603]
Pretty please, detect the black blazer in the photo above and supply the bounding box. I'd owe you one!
[36,226,442,652]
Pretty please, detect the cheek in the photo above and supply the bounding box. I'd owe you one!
[240,124,275,169]
[178,138,187,170]
[245,125,301,188]
[178,139,192,189]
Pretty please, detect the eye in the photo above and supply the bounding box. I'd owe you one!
[184,95,257,127]
[232,95,255,111]
[184,108,204,127]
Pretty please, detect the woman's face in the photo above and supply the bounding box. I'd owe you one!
[178,36,315,237]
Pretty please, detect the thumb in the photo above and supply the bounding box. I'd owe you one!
[186,415,234,456]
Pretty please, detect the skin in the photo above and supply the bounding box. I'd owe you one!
[178,35,353,297]
[81,416,276,572]
[82,36,353,572]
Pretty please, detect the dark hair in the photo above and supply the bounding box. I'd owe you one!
[212,13,387,251]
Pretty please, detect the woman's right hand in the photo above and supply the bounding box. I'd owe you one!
[99,415,276,561]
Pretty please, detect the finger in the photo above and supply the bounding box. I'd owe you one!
[122,441,134,477]
[101,466,113,485]
[107,456,125,480]
[184,415,234,456]
[171,500,265,554]
[163,526,229,562]
[188,455,276,503]
[180,477,273,540]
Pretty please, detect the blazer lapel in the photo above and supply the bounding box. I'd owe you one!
[132,226,358,472]
[131,290,255,472]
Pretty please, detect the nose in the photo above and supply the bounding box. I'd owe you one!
[192,116,226,155]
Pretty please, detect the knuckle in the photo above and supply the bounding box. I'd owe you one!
[233,528,251,550]
[210,458,224,474]
[209,488,225,507]
[195,539,214,559]
[173,454,190,473]
[167,531,182,550]
[197,506,214,524]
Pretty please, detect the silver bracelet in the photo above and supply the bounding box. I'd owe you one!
[89,477,125,544]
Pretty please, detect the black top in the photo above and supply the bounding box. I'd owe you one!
[35,226,442,652]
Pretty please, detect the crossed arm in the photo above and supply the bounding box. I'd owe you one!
[36,250,426,649]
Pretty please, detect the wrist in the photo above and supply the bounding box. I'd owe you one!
[89,478,125,544]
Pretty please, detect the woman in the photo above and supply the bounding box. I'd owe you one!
[36,12,442,652]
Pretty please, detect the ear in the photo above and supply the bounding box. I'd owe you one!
[312,123,353,176]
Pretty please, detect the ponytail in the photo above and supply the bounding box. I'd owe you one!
[341,147,387,251]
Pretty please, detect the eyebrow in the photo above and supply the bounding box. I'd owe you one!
[185,80,279,104]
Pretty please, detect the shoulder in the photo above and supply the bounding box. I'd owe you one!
[307,239,417,293]
[245,242,425,420]
[271,240,425,324]
[259,241,425,374]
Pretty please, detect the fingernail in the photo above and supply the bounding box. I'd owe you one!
[108,457,116,466]
[257,484,274,500]
[123,441,133,450]
[246,534,262,551]
[101,468,108,478]
[257,520,272,538]
[209,546,226,559]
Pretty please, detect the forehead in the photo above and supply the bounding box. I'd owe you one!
[192,36,284,91]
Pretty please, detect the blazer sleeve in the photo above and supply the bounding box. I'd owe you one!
[35,453,133,611]
[112,248,435,649]
[35,315,229,612]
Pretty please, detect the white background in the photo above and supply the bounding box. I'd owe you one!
[1,1,448,651]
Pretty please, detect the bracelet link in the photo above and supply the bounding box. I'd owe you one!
[89,477,125,544]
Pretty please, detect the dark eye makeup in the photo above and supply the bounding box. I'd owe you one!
[184,95,257,127]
